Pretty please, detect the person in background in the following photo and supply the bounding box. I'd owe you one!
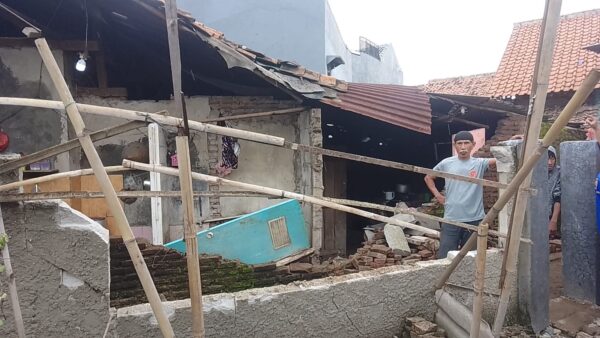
[507,135,561,238]
[424,131,496,259]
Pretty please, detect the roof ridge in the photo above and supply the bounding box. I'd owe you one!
[514,8,600,27]
[427,72,495,83]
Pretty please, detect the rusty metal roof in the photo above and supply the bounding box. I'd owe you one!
[321,83,432,134]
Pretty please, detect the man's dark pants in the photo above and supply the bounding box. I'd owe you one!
[437,220,481,259]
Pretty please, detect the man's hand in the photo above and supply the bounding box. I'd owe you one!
[584,116,598,129]
[435,194,446,205]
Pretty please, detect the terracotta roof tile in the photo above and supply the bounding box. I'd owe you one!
[424,73,495,96]
[490,9,600,97]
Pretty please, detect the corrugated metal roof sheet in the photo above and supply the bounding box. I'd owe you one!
[321,83,432,134]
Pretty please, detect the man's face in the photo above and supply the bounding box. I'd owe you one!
[548,155,556,171]
[454,140,474,159]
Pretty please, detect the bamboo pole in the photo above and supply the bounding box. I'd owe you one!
[492,1,562,333]
[0,190,269,202]
[498,0,555,290]
[322,197,531,244]
[122,160,441,237]
[164,0,204,333]
[434,69,600,291]
[0,166,128,193]
[0,96,513,190]
[0,120,145,175]
[201,107,305,123]
[0,207,25,338]
[175,137,205,337]
[0,97,284,146]
[470,223,489,338]
[33,38,174,338]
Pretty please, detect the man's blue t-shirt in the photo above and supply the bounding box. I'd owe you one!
[433,156,491,222]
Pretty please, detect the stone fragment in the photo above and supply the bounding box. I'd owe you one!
[384,224,411,256]
[289,263,312,273]
[412,320,438,335]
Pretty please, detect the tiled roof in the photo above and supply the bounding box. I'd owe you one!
[424,73,495,97]
[490,9,600,97]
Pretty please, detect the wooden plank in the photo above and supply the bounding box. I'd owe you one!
[148,123,164,245]
[0,120,145,175]
[0,38,100,51]
[275,248,316,267]
[33,37,174,337]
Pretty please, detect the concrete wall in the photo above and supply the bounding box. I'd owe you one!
[0,201,109,337]
[350,44,403,85]
[110,249,511,337]
[561,141,598,303]
[0,46,69,171]
[179,0,327,73]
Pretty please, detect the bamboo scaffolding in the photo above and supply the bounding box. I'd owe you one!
[470,223,489,338]
[434,69,600,292]
[0,207,25,338]
[122,160,442,237]
[0,97,284,147]
[0,98,513,190]
[33,38,174,337]
[0,120,145,175]
[0,190,269,202]
[492,2,562,334]
[322,197,531,244]
[0,166,128,193]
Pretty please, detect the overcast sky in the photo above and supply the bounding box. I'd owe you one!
[327,0,599,85]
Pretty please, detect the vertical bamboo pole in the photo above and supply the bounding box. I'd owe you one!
[434,69,600,291]
[149,123,164,245]
[33,38,174,338]
[492,1,562,334]
[0,207,25,338]
[470,223,489,338]
[163,0,205,335]
[176,136,205,337]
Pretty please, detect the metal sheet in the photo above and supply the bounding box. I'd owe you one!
[321,83,432,134]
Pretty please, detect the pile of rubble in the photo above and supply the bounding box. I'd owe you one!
[347,228,439,271]
[400,317,446,338]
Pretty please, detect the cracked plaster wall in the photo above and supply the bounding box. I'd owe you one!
[111,249,511,337]
[0,201,109,337]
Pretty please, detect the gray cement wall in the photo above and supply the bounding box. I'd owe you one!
[561,141,598,303]
[0,46,69,171]
[0,201,109,337]
[179,0,326,74]
[110,249,512,337]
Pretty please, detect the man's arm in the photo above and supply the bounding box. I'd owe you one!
[549,202,560,232]
[424,174,445,205]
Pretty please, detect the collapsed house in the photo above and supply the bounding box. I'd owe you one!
[0,1,599,337]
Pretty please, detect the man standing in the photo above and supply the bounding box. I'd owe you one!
[424,131,496,258]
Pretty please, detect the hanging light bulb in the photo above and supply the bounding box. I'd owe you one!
[75,53,87,72]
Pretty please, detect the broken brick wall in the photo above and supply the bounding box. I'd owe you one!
[110,238,329,308]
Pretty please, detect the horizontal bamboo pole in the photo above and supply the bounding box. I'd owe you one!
[201,107,305,123]
[122,160,441,237]
[322,197,531,244]
[0,166,129,193]
[0,120,145,175]
[289,143,519,191]
[0,190,270,202]
[0,97,285,146]
[0,97,513,190]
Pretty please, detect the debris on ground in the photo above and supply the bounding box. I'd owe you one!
[400,316,446,338]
